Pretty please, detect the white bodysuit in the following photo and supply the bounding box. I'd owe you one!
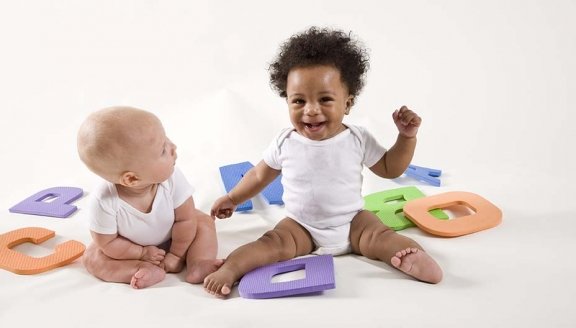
[263,124,386,255]
[88,167,194,246]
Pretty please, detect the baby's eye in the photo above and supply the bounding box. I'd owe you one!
[320,97,334,103]
[292,99,305,105]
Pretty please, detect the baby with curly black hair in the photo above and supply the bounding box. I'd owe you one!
[205,26,442,297]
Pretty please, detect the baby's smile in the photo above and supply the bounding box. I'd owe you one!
[304,121,326,131]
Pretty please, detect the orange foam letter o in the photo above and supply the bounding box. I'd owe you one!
[403,191,502,237]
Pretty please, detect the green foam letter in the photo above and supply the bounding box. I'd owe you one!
[364,186,448,231]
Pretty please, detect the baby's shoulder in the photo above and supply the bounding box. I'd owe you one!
[271,127,296,149]
[345,123,368,133]
[345,124,372,141]
[90,181,119,207]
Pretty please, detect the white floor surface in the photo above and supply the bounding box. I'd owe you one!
[0,1,575,327]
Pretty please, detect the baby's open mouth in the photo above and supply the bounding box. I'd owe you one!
[304,122,325,130]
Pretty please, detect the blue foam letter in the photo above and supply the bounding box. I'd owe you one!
[404,164,442,186]
[219,161,284,211]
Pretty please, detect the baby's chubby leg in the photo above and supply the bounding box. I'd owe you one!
[183,214,224,284]
[350,211,443,283]
[203,218,314,298]
[82,243,165,288]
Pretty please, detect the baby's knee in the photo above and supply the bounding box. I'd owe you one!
[351,225,394,260]
[82,243,111,274]
[257,229,295,259]
[197,213,216,230]
[81,245,99,273]
[361,224,396,247]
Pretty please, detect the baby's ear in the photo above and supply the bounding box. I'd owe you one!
[119,171,140,187]
[345,96,355,114]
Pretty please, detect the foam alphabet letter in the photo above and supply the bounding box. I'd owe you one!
[238,255,335,299]
[364,186,448,230]
[0,227,86,275]
[404,164,442,186]
[260,175,284,205]
[219,162,284,211]
[9,186,84,218]
[403,191,502,237]
[219,162,255,211]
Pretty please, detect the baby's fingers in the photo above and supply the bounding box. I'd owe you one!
[210,205,223,218]
[149,249,165,261]
[396,106,421,126]
[404,113,421,126]
[147,259,161,265]
[217,209,233,219]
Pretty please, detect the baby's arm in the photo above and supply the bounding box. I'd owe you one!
[162,197,199,273]
[211,160,281,219]
[90,231,165,265]
[370,106,422,178]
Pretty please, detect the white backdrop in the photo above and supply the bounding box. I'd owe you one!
[1,1,575,327]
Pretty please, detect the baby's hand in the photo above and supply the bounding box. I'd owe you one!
[160,252,185,273]
[140,245,166,265]
[393,106,422,138]
[210,194,237,219]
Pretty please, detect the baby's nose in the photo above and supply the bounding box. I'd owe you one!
[304,103,320,115]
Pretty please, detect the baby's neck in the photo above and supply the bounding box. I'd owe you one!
[116,183,158,213]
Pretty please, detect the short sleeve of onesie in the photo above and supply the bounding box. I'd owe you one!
[87,183,119,235]
[169,167,195,208]
[262,128,292,170]
[355,126,387,167]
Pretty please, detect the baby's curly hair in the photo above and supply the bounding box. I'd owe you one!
[268,26,370,99]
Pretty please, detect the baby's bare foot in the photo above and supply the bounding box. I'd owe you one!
[186,258,225,284]
[203,266,239,298]
[390,247,443,283]
[130,263,166,289]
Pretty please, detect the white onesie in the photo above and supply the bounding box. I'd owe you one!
[263,124,386,255]
[88,167,194,246]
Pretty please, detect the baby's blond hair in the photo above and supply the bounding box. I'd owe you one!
[77,106,160,182]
